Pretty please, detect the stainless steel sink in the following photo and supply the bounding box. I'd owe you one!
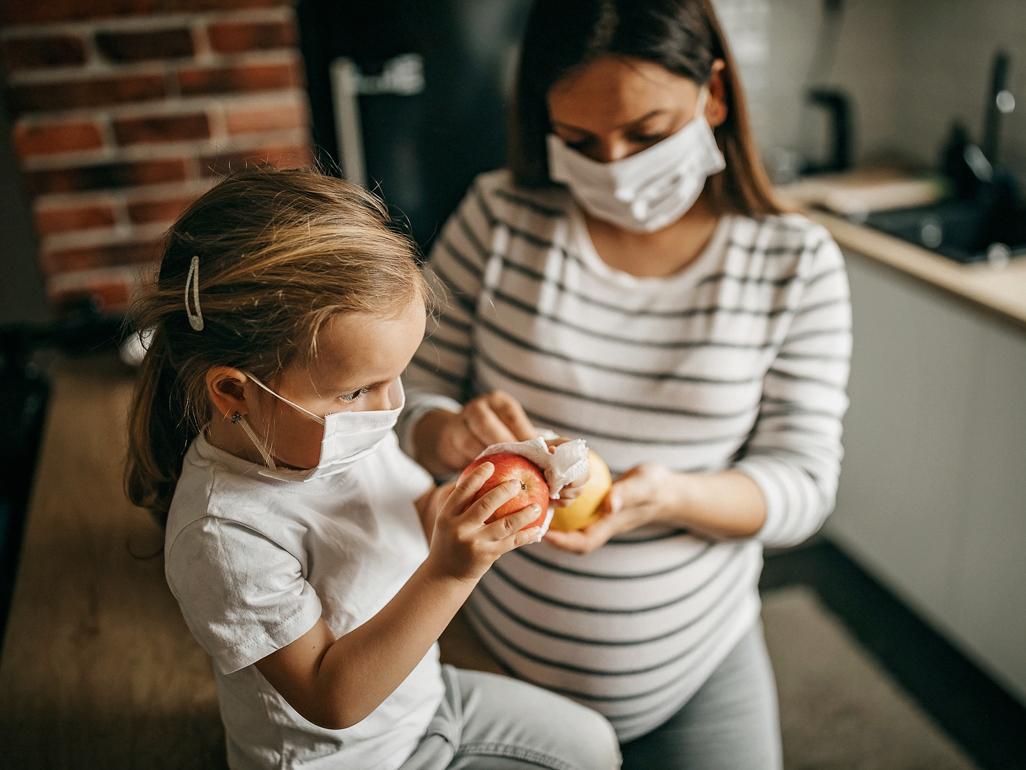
[862,195,1026,264]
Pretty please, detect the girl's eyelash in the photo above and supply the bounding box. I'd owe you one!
[340,388,368,403]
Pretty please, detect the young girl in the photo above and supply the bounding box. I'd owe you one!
[124,168,620,770]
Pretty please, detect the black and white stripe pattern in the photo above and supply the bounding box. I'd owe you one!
[401,170,852,740]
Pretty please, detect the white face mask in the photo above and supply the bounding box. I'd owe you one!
[235,373,404,482]
[547,86,726,232]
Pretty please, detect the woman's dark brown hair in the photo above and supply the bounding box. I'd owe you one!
[124,167,427,524]
[509,0,783,217]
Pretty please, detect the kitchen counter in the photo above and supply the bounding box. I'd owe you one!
[806,209,1026,331]
[777,173,1026,332]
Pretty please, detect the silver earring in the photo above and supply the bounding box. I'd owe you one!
[231,412,242,424]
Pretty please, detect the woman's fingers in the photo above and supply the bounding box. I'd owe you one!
[462,402,519,447]
[543,516,617,554]
[486,391,537,441]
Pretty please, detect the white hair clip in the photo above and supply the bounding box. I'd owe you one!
[184,255,204,331]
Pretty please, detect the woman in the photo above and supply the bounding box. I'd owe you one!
[398,0,851,766]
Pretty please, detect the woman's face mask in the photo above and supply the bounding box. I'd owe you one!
[236,373,404,482]
[547,85,726,232]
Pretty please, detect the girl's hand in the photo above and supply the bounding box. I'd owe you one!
[425,462,542,582]
[414,391,538,475]
[413,480,456,543]
[544,462,673,554]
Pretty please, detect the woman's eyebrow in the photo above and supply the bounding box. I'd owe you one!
[552,109,668,135]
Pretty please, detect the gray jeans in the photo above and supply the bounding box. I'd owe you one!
[620,622,783,770]
[399,665,621,770]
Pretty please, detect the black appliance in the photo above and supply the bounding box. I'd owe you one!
[297,0,534,251]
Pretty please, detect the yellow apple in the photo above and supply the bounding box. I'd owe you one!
[548,450,612,531]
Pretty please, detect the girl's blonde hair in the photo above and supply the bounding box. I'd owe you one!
[125,167,428,524]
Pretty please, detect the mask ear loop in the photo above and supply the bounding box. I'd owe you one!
[185,256,204,331]
[694,84,709,124]
[234,413,279,471]
[245,372,327,426]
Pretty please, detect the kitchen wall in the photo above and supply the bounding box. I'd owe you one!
[0,0,313,316]
[716,0,1024,182]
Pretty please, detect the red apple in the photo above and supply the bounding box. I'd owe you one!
[459,452,550,530]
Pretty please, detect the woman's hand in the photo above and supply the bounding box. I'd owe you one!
[425,461,542,582]
[543,464,769,553]
[413,391,538,476]
[543,462,673,553]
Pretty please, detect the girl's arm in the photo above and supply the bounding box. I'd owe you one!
[254,464,541,730]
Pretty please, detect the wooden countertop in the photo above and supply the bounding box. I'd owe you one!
[0,354,503,768]
[0,356,228,768]
[807,210,1026,332]
[778,173,1026,332]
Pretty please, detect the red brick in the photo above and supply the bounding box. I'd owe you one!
[24,159,187,195]
[1,35,87,72]
[13,121,104,158]
[51,280,133,315]
[113,113,209,145]
[4,74,165,116]
[0,0,159,26]
[200,143,312,177]
[177,60,301,97]
[208,20,296,54]
[165,0,292,12]
[0,0,288,26]
[35,203,117,235]
[95,28,194,63]
[225,101,305,135]
[45,240,161,274]
[127,196,197,224]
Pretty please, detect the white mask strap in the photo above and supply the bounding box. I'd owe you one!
[236,415,278,471]
[695,85,709,124]
[185,256,204,331]
[245,372,326,425]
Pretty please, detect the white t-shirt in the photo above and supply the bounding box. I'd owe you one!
[165,430,441,770]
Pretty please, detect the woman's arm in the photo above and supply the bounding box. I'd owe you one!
[255,465,542,730]
[544,465,766,553]
[411,391,539,476]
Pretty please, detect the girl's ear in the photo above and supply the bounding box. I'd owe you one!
[206,367,250,421]
[705,59,728,129]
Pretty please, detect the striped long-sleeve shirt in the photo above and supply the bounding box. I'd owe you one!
[399,169,852,741]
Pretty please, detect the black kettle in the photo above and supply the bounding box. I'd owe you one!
[802,88,852,175]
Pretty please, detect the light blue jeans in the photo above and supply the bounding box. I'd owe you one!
[619,622,783,770]
[399,665,621,770]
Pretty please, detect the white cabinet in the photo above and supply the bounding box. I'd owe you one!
[827,250,1026,704]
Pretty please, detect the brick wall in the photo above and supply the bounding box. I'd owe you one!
[1,0,313,315]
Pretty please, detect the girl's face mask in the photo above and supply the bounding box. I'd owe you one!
[236,373,404,482]
[547,85,726,233]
